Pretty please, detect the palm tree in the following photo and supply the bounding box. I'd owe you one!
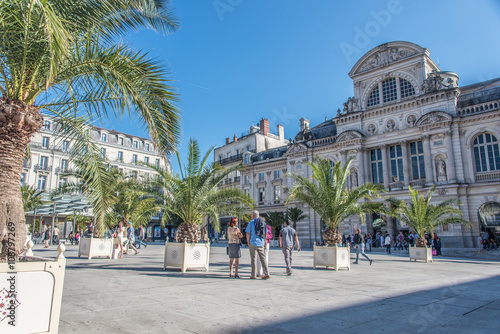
[21,184,50,234]
[21,184,48,213]
[286,157,384,246]
[65,213,93,233]
[0,1,181,258]
[105,179,161,229]
[385,185,470,247]
[286,207,307,230]
[146,138,254,243]
[263,211,285,228]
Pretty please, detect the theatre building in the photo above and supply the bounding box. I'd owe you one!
[216,41,500,248]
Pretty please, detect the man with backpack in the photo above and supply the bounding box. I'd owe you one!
[245,210,270,279]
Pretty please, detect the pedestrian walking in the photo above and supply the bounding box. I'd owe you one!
[137,225,147,249]
[227,217,243,278]
[353,229,373,265]
[384,233,392,254]
[53,226,60,244]
[435,237,442,256]
[245,210,270,280]
[477,235,483,254]
[43,226,51,248]
[115,221,125,258]
[257,220,272,277]
[125,222,139,255]
[279,220,301,275]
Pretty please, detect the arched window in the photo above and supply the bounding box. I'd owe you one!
[400,78,415,98]
[367,77,415,107]
[368,85,380,107]
[473,133,500,172]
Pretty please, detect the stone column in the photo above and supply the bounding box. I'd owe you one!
[356,148,365,185]
[423,135,434,185]
[365,148,371,184]
[381,144,389,189]
[340,149,347,168]
[401,141,410,187]
[445,131,457,183]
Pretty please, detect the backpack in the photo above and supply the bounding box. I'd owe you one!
[254,218,267,239]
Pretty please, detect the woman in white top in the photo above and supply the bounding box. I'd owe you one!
[115,221,125,259]
[384,234,392,254]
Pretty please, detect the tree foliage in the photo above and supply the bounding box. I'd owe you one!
[385,185,470,247]
[286,157,384,230]
[145,138,254,242]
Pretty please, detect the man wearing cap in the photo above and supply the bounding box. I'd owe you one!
[279,220,301,275]
[125,222,139,255]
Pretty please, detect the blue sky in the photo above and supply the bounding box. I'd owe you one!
[100,0,500,172]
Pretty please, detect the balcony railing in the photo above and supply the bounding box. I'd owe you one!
[218,153,243,165]
[30,141,50,150]
[55,167,69,174]
[234,176,241,183]
[34,164,52,172]
[224,178,232,184]
[22,161,31,169]
[475,171,500,182]
[389,181,404,191]
[409,179,426,188]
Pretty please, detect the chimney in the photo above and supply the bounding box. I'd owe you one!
[233,134,238,142]
[260,118,269,136]
[225,137,230,144]
[300,118,310,131]
[277,124,284,141]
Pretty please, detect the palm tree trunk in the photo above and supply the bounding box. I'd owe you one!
[0,100,42,260]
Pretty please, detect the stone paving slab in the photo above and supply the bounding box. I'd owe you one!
[31,243,500,333]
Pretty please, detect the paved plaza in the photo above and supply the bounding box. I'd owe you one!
[35,243,500,333]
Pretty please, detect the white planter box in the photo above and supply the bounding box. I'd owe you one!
[78,237,113,260]
[0,246,66,333]
[409,246,433,263]
[164,240,210,272]
[313,244,351,271]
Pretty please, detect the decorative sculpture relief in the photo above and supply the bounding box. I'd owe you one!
[351,169,358,187]
[367,124,376,135]
[343,97,359,114]
[359,47,417,73]
[386,119,396,131]
[407,115,416,126]
[422,72,456,93]
[436,157,447,182]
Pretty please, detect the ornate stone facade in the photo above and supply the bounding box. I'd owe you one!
[217,41,500,248]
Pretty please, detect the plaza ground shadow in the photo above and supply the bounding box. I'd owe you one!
[230,275,500,334]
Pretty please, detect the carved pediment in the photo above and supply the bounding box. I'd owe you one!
[286,143,308,154]
[336,130,363,143]
[349,41,425,77]
[416,111,452,127]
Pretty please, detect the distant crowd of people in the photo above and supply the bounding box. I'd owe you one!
[341,231,444,256]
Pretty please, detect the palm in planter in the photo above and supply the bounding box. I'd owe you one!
[286,157,384,246]
[385,185,470,247]
[146,138,254,243]
[0,0,181,259]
